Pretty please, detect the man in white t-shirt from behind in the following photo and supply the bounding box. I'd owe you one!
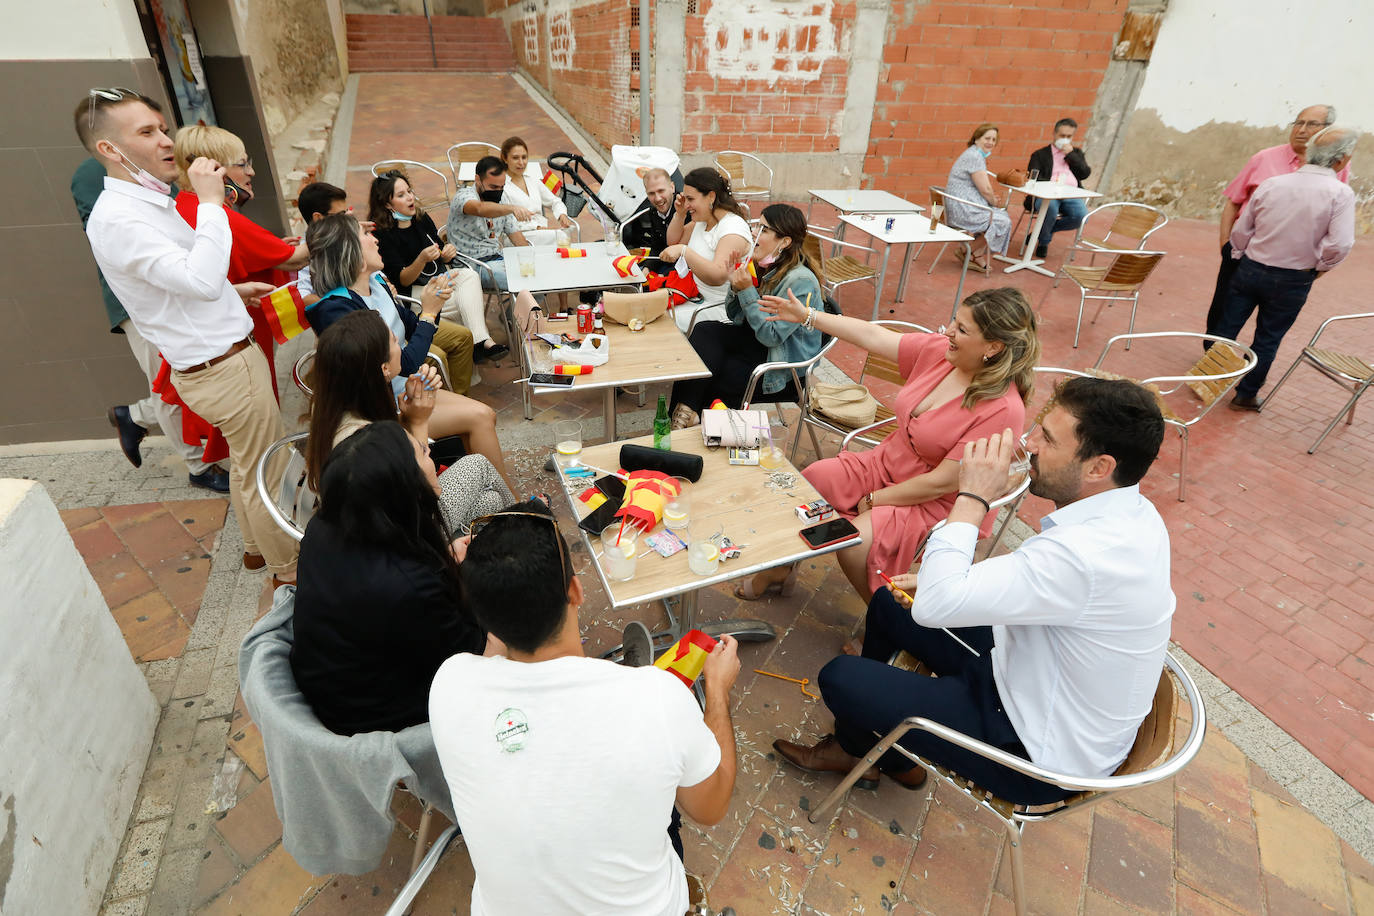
[431,502,740,916]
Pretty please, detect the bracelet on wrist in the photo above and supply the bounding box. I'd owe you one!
[955,491,991,514]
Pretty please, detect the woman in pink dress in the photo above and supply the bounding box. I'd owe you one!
[742,287,1041,600]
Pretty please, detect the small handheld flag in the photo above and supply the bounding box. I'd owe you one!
[259,283,308,344]
[654,629,718,687]
[542,169,563,196]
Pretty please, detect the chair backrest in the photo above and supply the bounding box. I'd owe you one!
[446,141,500,185]
[715,152,745,182]
[1088,332,1258,428]
[1102,250,1165,287]
[256,432,315,542]
[1184,342,1249,406]
[1113,666,1179,775]
[1097,202,1168,248]
[859,320,930,388]
[371,160,452,217]
[293,349,315,397]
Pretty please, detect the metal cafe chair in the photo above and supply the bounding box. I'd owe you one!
[807,652,1205,916]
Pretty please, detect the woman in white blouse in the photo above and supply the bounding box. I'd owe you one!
[658,167,752,332]
[500,136,574,246]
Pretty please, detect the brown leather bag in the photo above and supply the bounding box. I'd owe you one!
[995,168,1028,188]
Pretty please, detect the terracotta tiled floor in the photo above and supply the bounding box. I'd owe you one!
[76,69,1374,914]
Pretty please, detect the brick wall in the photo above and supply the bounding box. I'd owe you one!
[863,0,1127,199]
[680,0,857,157]
[491,0,635,153]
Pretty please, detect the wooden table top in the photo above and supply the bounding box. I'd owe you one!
[558,426,859,610]
[525,312,709,393]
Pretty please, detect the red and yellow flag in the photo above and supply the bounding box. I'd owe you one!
[612,254,642,277]
[557,247,588,258]
[654,629,718,688]
[542,169,563,196]
[259,283,308,344]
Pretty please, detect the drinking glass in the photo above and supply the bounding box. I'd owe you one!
[516,247,536,278]
[553,420,581,468]
[663,477,690,530]
[601,523,638,581]
[687,519,721,576]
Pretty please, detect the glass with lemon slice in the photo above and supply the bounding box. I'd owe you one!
[687,518,721,576]
[663,476,690,530]
[553,419,581,468]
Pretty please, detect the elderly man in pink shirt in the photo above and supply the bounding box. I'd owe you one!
[1204,104,1346,339]
[1213,126,1357,409]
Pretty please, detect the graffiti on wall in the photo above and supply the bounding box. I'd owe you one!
[549,0,576,71]
[702,0,838,85]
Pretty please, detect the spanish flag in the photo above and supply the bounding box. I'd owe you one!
[542,168,563,196]
[259,283,308,344]
[654,629,718,688]
[612,254,642,277]
[557,247,588,258]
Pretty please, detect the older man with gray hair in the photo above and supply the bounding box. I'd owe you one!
[1204,104,1345,340]
[1214,125,1357,409]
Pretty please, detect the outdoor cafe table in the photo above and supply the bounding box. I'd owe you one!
[995,179,1103,277]
[807,188,924,242]
[838,212,976,321]
[501,241,708,439]
[558,426,861,644]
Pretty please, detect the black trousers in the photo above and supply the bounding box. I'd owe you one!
[818,590,1075,805]
[670,322,769,413]
[1203,241,1240,345]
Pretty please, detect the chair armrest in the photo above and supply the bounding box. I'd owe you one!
[1306,311,1374,347]
[841,415,900,451]
[740,337,839,409]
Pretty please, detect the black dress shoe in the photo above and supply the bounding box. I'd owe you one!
[189,466,231,493]
[108,406,146,468]
[1229,394,1261,411]
[1034,244,1049,260]
[475,342,510,363]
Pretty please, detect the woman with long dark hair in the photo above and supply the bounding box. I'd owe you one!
[668,203,825,428]
[305,212,517,494]
[289,421,490,736]
[304,310,513,531]
[367,171,506,362]
[657,167,752,332]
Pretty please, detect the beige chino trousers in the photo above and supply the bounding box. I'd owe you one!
[171,341,298,576]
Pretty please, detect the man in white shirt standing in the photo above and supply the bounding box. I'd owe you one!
[78,89,298,583]
[432,503,739,915]
[774,377,1173,803]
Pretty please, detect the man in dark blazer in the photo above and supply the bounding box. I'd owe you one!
[1024,117,1092,259]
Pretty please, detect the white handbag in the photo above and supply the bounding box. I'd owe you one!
[700,409,769,448]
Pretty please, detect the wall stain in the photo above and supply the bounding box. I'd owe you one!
[0,794,17,913]
[1111,108,1374,234]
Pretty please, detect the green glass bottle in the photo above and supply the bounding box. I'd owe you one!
[653,395,671,450]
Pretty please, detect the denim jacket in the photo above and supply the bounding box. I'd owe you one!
[725,264,825,395]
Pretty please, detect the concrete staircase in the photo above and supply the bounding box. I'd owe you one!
[345,13,515,72]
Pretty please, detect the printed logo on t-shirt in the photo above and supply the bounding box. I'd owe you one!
[495,707,529,753]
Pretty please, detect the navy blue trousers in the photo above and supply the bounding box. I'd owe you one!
[1212,256,1316,398]
[1028,196,1087,245]
[818,590,1074,805]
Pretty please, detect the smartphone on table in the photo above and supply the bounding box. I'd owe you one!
[799,517,860,550]
[528,373,575,387]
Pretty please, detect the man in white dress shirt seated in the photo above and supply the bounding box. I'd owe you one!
[431,503,740,915]
[79,88,298,584]
[774,377,1173,803]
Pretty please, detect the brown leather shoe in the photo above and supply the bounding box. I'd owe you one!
[243,552,266,570]
[772,735,879,790]
[887,766,928,791]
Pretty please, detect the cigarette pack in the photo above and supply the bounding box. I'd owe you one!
[728,447,759,466]
[795,499,835,522]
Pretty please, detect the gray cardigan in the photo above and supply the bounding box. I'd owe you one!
[238,586,456,875]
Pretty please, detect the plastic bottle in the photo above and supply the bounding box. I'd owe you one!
[653,395,671,450]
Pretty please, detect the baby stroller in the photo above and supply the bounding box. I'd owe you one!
[546,145,683,240]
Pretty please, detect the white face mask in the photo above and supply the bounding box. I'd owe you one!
[107,141,171,195]
[1054,137,1074,152]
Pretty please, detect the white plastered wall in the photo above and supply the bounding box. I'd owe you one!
[0,0,151,60]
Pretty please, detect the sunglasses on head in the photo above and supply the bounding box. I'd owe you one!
[468,509,568,585]
[87,87,141,131]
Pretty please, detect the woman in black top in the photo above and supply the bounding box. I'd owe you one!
[369,171,508,361]
[290,421,488,736]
